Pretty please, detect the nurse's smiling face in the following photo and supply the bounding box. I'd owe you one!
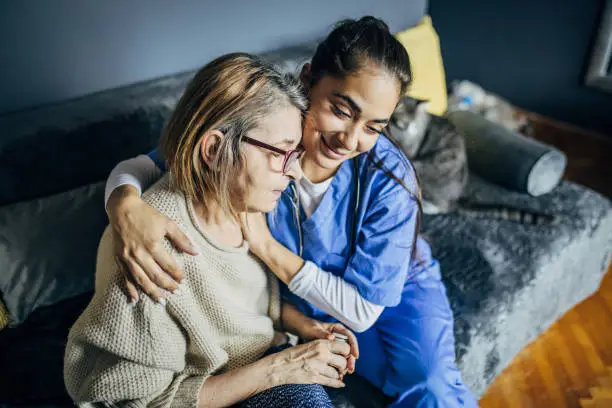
[301,63,402,174]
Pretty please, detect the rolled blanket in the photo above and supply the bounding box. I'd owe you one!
[447,110,566,196]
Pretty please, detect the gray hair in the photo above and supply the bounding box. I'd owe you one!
[161,52,307,218]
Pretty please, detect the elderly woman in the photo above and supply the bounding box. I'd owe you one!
[64,53,358,408]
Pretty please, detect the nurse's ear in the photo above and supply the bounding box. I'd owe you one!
[299,63,312,94]
[198,129,224,170]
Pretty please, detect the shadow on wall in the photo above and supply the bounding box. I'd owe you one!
[0,0,426,117]
[429,0,612,135]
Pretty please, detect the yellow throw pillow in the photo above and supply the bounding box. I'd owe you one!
[395,16,447,115]
[0,300,8,330]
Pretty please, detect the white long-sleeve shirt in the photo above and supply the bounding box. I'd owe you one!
[105,155,384,332]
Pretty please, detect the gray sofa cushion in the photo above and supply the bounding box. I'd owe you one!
[0,75,190,206]
[0,182,107,326]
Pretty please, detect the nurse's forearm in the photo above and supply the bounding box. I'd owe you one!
[289,262,384,333]
[258,239,305,284]
[255,239,384,332]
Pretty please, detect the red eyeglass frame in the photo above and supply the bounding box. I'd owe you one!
[242,136,304,174]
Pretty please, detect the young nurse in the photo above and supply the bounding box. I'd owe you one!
[104,17,478,408]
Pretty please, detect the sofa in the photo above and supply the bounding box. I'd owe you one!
[0,32,611,408]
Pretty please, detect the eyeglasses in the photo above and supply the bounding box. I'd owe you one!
[242,136,304,174]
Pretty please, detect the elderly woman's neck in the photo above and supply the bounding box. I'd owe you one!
[192,200,244,248]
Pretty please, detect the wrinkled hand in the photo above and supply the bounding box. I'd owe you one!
[239,212,274,258]
[264,339,350,388]
[296,319,359,376]
[107,186,199,302]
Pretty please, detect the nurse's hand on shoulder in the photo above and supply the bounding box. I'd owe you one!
[106,186,199,303]
[239,212,274,258]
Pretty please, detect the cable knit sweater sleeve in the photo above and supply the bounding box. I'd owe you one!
[64,227,226,408]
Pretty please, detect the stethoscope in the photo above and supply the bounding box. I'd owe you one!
[288,158,361,258]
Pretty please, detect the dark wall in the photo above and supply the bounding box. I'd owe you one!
[0,0,426,116]
[429,0,612,135]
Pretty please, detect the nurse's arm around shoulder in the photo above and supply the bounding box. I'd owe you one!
[105,151,199,302]
[239,213,386,333]
[240,178,419,330]
[240,212,305,285]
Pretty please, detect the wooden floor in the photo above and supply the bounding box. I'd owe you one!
[578,367,612,407]
[479,115,612,408]
[479,263,612,408]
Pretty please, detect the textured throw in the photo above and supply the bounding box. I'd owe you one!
[423,175,612,396]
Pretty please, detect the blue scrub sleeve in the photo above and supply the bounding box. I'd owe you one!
[147,148,167,171]
[342,188,418,307]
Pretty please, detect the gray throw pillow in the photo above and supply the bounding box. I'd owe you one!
[447,110,567,196]
[0,182,107,327]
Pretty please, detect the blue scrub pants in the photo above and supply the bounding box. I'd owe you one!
[354,268,478,407]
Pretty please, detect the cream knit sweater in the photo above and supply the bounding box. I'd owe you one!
[64,175,282,407]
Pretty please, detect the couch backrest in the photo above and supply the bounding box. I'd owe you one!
[0,72,190,206]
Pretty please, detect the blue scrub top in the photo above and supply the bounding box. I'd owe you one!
[267,136,439,322]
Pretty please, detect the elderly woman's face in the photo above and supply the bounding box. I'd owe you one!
[239,105,303,213]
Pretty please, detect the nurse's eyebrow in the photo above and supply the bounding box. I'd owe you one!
[332,92,389,124]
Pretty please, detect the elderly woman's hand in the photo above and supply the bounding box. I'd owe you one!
[262,339,350,389]
[281,302,358,376]
[296,319,359,376]
[106,185,199,303]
